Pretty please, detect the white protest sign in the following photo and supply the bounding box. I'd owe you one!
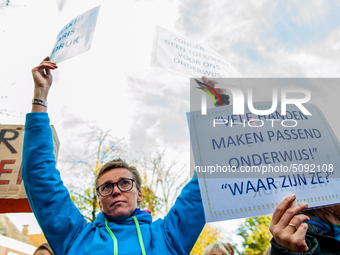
[50,6,100,63]
[151,25,241,78]
[0,125,59,212]
[188,103,340,222]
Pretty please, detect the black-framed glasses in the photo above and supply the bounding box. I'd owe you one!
[96,178,135,197]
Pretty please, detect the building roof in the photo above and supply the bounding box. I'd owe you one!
[0,214,31,244]
[28,233,48,247]
[0,234,36,255]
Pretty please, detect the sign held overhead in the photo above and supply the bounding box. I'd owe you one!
[50,6,100,63]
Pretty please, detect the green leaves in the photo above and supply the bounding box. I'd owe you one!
[237,215,272,255]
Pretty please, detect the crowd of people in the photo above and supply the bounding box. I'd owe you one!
[25,58,340,255]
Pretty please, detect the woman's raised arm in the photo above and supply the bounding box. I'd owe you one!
[31,56,58,112]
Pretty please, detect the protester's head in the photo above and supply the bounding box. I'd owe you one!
[302,204,340,233]
[203,242,230,255]
[95,158,143,220]
[221,242,234,255]
[33,243,53,255]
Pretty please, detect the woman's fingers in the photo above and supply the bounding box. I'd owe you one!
[280,221,309,252]
[270,194,310,252]
[288,214,310,230]
[32,62,58,75]
[201,76,227,95]
[39,61,58,70]
[278,203,309,230]
[270,195,309,233]
[45,67,51,76]
[38,56,57,69]
[271,194,296,225]
[293,223,309,252]
[202,76,218,87]
[41,56,50,63]
[31,58,58,88]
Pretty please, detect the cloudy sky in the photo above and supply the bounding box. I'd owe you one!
[2,0,340,249]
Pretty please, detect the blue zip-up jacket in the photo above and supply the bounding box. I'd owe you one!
[22,112,205,255]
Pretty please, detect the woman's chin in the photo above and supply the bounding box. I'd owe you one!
[108,209,132,221]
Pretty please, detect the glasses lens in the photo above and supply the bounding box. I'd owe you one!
[118,179,133,191]
[99,183,113,196]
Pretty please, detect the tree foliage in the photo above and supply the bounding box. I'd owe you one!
[237,215,272,255]
[67,128,187,222]
[70,187,98,223]
[139,150,188,216]
[67,129,127,222]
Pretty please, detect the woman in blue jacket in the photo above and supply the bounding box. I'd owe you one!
[23,57,205,255]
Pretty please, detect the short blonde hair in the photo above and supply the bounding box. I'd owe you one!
[33,243,53,255]
[95,158,142,190]
[222,243,234,255]
[203,242,230,255]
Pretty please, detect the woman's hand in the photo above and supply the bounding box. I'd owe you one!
[196,76,230,106]
[269,194,310,252]
[198,76,227,95]
[32,56,58,101]
[31,57,58,112]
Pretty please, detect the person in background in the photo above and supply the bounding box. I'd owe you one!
[221,242,234,255]
[269,194,340,254]
[263,246,271,255]
[202,242,231,255]
[33,243,53,255]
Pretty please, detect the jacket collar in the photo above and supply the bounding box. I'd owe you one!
[308,217,340,241]
[94,209,152,227]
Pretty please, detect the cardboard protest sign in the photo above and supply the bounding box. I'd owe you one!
[0,125,59,213]
[50,6,100,63]
[188,102,340,222]
[151,25,241,78]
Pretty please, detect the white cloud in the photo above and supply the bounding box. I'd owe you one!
[177,0,340,77]
[289,0,327,24]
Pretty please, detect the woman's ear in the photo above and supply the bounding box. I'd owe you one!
[98,199,103,212]
[137,189,143,204]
